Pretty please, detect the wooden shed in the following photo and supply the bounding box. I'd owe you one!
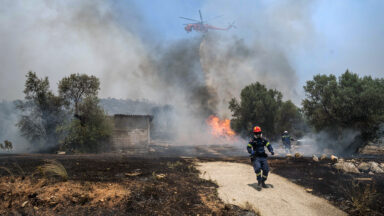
[112,114,152,152]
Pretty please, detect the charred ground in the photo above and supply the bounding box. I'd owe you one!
[0,154,256,216]
[1,153,383,216]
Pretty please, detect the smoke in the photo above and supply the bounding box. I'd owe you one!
[199,34,299,117]
[1,0,373,153]
[293,129,361,156]
[0,101,29,153]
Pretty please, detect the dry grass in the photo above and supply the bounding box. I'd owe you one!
[0,166,14,181]
[0,156,260,215]
[36,159,68,181]
[343,180,379,215]
[12,162,25,178]
[242,201,260,216]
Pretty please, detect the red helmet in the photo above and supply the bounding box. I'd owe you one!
[253,126,262,133]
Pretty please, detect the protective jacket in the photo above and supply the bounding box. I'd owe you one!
[247,137,273,157]
[282,135,291,145]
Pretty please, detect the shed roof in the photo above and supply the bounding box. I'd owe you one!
[114,114,153,121]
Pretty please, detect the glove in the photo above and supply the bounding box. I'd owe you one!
[250,150,255,156]
[271,152,275,155]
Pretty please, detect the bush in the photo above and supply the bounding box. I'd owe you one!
[229,82,303,139]
[57,97,113,153]
[302,70,384,150]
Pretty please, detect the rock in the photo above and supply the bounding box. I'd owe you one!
[320,154,327,160]
[305,188,313,192]
[357,162,370,172]
[156,174,166,179]
[369,171,374,175]
[294,152,303,158]
[125,170,141,177]
[369,161,384,173]
[21,201,29,208]
[334,161,360,173]
[312,155,319,162]
[359,142,384,155]
[331,155,338,162]
[380,163,384,169]
[57,151,66,155]
[354,177,372,181]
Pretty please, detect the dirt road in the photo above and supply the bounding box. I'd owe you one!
[197,161,347,216]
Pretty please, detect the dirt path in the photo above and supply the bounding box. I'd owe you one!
[197,162,347,216]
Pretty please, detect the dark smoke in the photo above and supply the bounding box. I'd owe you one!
[199,34,299,117]
[154,38,219,118]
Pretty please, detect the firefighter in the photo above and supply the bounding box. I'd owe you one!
[247,126,274,189]
[281,131,292,153]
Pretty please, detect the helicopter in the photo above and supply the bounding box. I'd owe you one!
[180,10,235,33]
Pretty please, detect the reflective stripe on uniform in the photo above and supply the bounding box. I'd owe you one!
[266,142,270,147]
[256,172,262,176]
[247,144,252,148]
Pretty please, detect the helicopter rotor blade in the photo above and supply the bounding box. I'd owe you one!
[199,10,203,23]
[179,17,200,22]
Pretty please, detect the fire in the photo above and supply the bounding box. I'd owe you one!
[206,115,236,138]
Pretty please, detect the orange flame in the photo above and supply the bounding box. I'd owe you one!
[206,115,236,138]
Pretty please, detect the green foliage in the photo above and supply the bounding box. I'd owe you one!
[3,140,12,151]
[229,82,302,139]
[58,73,100,115]
[302,70,384,142]
[57,74,112,153]
[15,72,66,148]
[276,100,304,138]
[57,97,113,153]
[15,72,112,153]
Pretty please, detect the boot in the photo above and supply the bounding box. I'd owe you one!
[256,181,262,191]
[261,180,268,188]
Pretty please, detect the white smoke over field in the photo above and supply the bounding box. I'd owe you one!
[293,129,361,156]
[0,0,330,152]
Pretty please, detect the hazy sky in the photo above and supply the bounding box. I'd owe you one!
[0,0,383,102]
[133,0,384,84]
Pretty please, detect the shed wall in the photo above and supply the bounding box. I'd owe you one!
[112,115,151,152]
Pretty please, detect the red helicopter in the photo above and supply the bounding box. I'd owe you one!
[180,10,235,33]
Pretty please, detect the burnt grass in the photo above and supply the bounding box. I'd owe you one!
[200,156,384,216]
[0,154,256,216]
[1,154,384,216]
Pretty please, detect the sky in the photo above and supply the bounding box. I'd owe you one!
[132,0,384,84]
[0,0,383,104]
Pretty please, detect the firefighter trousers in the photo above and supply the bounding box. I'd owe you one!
[283,143,291,153]
[251,157,269,183]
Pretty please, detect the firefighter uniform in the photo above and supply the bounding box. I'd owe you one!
[281,133,291,153]
[247,136,274,184]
